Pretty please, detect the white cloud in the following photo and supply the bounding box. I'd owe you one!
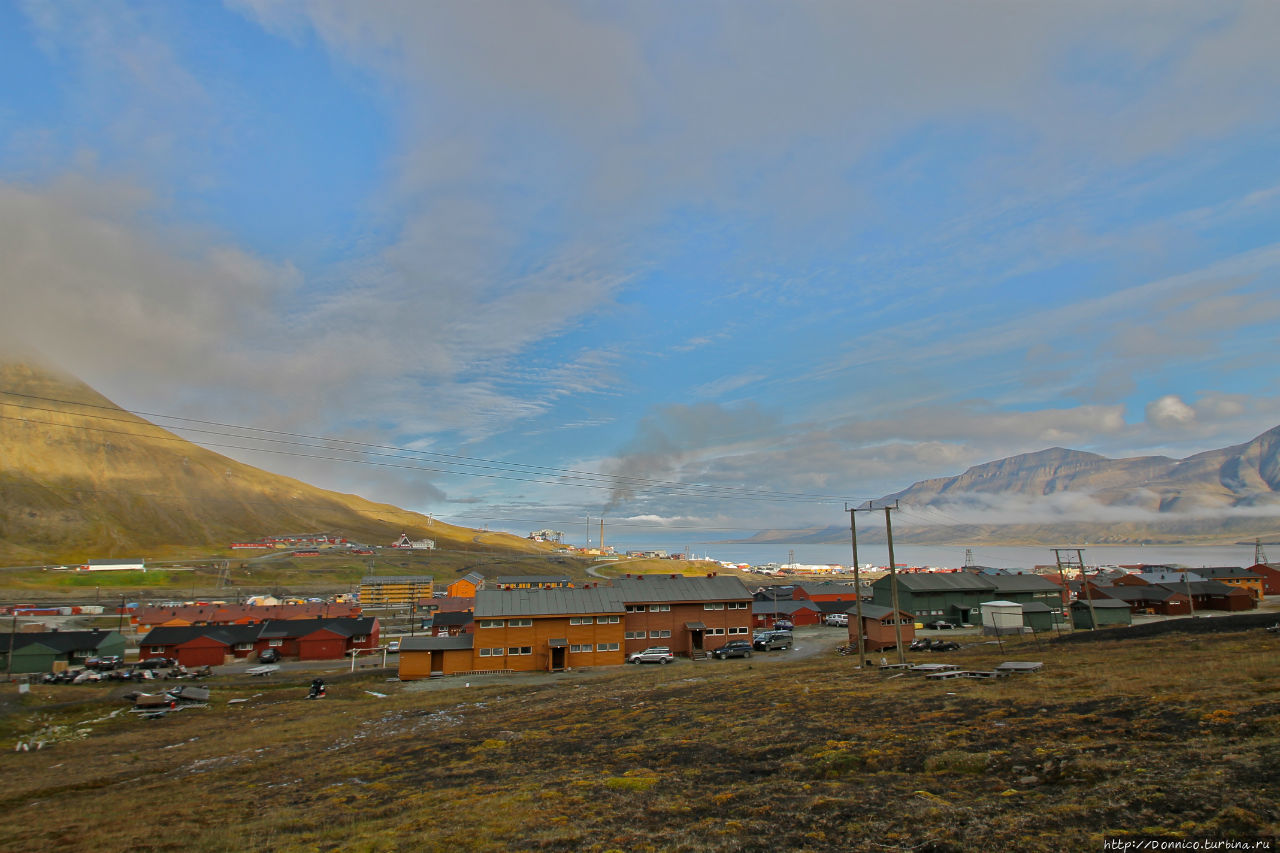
[1146,395,1197,429]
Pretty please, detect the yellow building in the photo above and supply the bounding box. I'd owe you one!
[359,575,434,606]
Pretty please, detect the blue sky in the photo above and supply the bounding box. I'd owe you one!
[3,1,1280,538]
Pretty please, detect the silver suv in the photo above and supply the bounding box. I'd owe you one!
[628,646,674,664]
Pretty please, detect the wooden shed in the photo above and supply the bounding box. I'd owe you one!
[398,635,476,679]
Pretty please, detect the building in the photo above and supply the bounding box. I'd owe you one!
[847,604,915,652]
[132,602,361,631]
[611,574,753,657]
[139,617,379,667]
[1247,563,1280,597]
[425,610,473,637]
[1069,598,1133,629]
[791,582,863,605]
[470,587,627,673]
[446,571,485,598]
[398,635,476,679]
[1089,585,1191,616]
[1179,567,1264,600]
[360,576,435,606]
[752,598,823,628]
[491,575,573,590]
[870,571,1065,626]
[80,559,145,572]
[0,629,127,673]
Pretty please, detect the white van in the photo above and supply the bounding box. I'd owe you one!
[824,613,849,627]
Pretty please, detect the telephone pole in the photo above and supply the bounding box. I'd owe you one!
[846,504,868,668]
[1054,548,1096,631]
[884,502,905,665]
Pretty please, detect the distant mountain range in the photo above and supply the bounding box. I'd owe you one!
[735,426,1280,547]
[0,361,540,563]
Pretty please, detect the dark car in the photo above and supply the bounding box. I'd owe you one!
[753,631,793,651]
[711,640,753,660]
[86,655,124,670]
[134,657,176,670]
[927,620,956,630]
[258,648,280,663]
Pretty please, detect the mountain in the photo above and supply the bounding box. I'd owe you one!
[0,361,539,563]
[735,427,1280,546]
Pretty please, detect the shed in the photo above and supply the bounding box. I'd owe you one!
[980,600,1024,635]
[1020,601,1056,632]
[398,635,475,680]
[1070,598,1133,629]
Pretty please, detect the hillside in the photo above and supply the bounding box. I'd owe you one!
[0,361,542,563]
[736,427,1280,546]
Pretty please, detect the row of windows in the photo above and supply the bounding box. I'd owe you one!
[478,646,534,657]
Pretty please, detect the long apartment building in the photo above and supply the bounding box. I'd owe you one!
[359,575,434,606]
[398,573,752,679]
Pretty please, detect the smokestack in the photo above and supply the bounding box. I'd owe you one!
[600,517,605,551]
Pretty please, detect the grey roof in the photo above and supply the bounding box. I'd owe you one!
[360,576,435,584]
[886,572,995,592]
[475,587,625,617]
[1135,571,1203,585]
[1021,601,1053,613]
[2,630,123,653]
[793,581,860,595]
[1093,586,1180,603]
[987,574,1063,593]
[751,600,820,616]
[494,575,571,585]
[611,574,752,603]
[856,603,908,620]
[1071,598,1132,609]
[256,617,377,639]
[458,571,485,585]
[400,635,474,651]
[1191,566,1259,580]
[429,611,474,627]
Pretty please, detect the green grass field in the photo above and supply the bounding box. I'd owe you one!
[0,626,1277,851]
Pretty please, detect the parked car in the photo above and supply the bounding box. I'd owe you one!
[86,655,124,670]
[824,613,849,627]
[927,620,956,630]
[134,657,176,670]
[628,646,674,664]
[386,640,401,654]
[258,648,280,664]
[753,631,793,651]
[711,640,753,659]
[773,620,795,631]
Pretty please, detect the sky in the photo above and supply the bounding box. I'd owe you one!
[3,1,1280,541]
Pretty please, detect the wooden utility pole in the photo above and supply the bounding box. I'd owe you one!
[1054,548,1096,631]
[884,503,905,665]
[846,504,868,668]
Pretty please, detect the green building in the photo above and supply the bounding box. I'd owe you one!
[1069,598,1133,629]
[871,571,1065,626]
[0,629,127,674]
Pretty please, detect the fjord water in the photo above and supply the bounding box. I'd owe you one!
[613,538,1263,570]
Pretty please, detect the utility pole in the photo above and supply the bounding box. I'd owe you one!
[5,610,16,683]
[884,503,905,665]
[846,504,868,668]
[1054,548,1095,631]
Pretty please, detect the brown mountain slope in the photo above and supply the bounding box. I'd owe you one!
[0,361,541,563]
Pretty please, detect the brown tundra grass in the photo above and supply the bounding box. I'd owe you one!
[0,628,1277,852]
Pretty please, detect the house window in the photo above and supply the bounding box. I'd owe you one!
[625,604,646,613]
[508,619,533,628]
[596,615,620,624]
[236,643,253,651]
[708,627,724,635]
[653,629,671,638]
[624,631,647,640]
[477,619,504,629]
[649,604,670,612]
[508,646,532,656]
[596,642,619,652]
[569,616,589,625]
[150,647,165,654]
[479,647,505,657]
[268,639,283,647]
[729,627,748,635]
[703,603,724,610]
[352,635,368,642]
[570,644,591,653]
[728,602,748,610]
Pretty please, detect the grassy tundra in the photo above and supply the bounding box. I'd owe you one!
[0,627,1277,852]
